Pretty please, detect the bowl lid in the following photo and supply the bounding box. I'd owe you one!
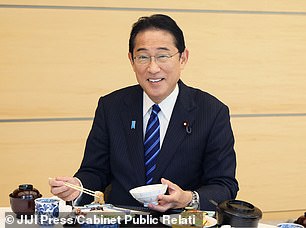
[10,184,41,199]
[218,200,262,219]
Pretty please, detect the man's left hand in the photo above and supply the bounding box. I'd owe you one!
[148,178,192,212]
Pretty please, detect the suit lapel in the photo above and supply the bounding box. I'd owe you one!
[120,86,146,185]
[154,82,197,181]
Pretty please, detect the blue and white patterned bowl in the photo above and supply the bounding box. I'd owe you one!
[35,198,59,225]
[277,223,304,228]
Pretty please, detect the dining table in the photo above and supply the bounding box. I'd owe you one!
[0,205,280,228]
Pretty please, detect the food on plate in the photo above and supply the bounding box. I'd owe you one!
[75,207,86,215]
[94,191,105,204]
[171,211,209,227]
[74,204,103,215]
[74,191,104,216]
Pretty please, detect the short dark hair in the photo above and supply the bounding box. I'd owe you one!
[129,14,186,57]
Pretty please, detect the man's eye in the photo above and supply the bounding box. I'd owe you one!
[156,54,171,61]
[156,54,169,59]
[138,55,150,60]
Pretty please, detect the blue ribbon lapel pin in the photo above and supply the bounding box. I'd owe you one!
[131,120,136,129]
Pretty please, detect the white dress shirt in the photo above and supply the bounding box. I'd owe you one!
[143,84,179,147]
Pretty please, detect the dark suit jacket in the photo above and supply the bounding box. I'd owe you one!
[75,80,238,210]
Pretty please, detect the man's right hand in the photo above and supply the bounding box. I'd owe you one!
[49,177,81,202]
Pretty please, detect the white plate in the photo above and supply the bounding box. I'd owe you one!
[160,214,217,227]
[73,204,137,222]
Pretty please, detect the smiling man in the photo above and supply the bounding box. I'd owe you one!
[49,14,239,212]
[128,28,188,104]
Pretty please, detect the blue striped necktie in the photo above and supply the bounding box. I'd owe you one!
[144,104,161,185]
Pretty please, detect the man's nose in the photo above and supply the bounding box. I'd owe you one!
[147,57,161,73]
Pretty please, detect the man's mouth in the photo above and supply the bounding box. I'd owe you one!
[148,78,164,83]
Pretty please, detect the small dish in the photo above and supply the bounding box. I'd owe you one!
[160,213,217,227]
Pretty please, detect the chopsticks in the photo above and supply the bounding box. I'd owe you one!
[64,182,98,198]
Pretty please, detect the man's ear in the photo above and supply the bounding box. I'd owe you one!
[180,48,189,68]
[128,52,134,64]
[128,52,136,72]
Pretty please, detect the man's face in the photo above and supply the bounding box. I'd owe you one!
[128,29,188,104]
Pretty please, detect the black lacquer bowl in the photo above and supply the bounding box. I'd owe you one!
[9,184,42,218]
[216,199,262,227]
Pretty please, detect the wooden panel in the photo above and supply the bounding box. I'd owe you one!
[1,116,305,210]
[1,0,306,12]
[232,116,306,212]
[180,13,306,114]
[1,7,306,119]
[0,121,92,206]
[0,9,137,119]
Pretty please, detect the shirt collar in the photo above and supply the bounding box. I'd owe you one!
[143,84,179,121]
